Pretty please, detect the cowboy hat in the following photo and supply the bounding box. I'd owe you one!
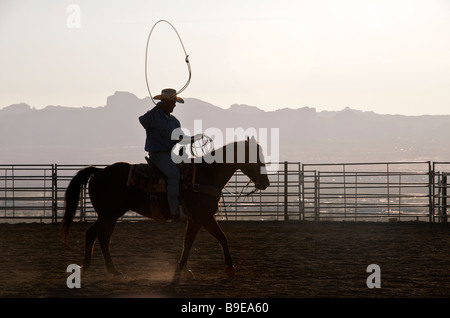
[153,88,184,103]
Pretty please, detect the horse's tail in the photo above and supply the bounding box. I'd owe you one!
[60,166,102,245]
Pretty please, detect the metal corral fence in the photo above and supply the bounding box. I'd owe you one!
[0,163,300,223]
[302,161,434,222]
[0,161,449,223]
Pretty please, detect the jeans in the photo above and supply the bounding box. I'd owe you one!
[149,151,180,216]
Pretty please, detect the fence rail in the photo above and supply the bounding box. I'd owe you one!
[0,161,449,223]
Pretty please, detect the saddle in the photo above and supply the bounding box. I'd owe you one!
[126,158,167,194]
[126,157,191,222]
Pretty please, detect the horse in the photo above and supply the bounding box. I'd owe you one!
[60,138,270,278]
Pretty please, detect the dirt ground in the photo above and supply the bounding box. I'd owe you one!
[0,220,449,298]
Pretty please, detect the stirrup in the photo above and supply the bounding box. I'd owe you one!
[180,205,192,220]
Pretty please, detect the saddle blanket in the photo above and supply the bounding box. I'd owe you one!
[126,163,166,193]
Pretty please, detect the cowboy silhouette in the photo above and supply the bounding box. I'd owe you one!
[139,88,189,221]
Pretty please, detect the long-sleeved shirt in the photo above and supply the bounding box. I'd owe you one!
[138,103,182,153]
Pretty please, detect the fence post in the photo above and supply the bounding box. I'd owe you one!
[442,174,448,223]
[52,164,58,223]
[314,171,320,222]
[354,172,358,221]
[52,164,56,223]
[298,162,303,221]
[429,162,434,223]
[11,165,15,217]
[343,164,347,218]
[284,161,289,221]
[386,163,391,217]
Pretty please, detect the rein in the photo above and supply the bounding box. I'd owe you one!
[186,161,259,201]
[240,181,259,197]
[226,180,259,199]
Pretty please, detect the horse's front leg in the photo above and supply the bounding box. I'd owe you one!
[176,219,201,279]
[203,215,236,277]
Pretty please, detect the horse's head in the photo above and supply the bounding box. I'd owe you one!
[238,137,270,191]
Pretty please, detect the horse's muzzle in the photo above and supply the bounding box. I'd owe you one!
[256,179,270,191]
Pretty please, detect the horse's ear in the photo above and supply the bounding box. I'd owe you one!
[250,136,256,143]
[246,136,249,142]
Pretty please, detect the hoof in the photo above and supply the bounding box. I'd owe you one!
[81,260,90,271]
[182,269,195,279]
[224,265,236,277]
[108,269,123,277]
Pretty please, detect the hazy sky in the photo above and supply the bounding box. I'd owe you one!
[1,0,449,115]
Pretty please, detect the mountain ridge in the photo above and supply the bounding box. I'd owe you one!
[2,91,450,164]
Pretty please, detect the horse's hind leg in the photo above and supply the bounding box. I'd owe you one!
[97,219,122,276]
[82,220,101,270]
[203,216,235,277]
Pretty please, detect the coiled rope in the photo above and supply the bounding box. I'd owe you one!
[145,20,192,105]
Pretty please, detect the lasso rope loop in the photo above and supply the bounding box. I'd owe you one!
[145,20,191,105]
[145,20,215,157]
